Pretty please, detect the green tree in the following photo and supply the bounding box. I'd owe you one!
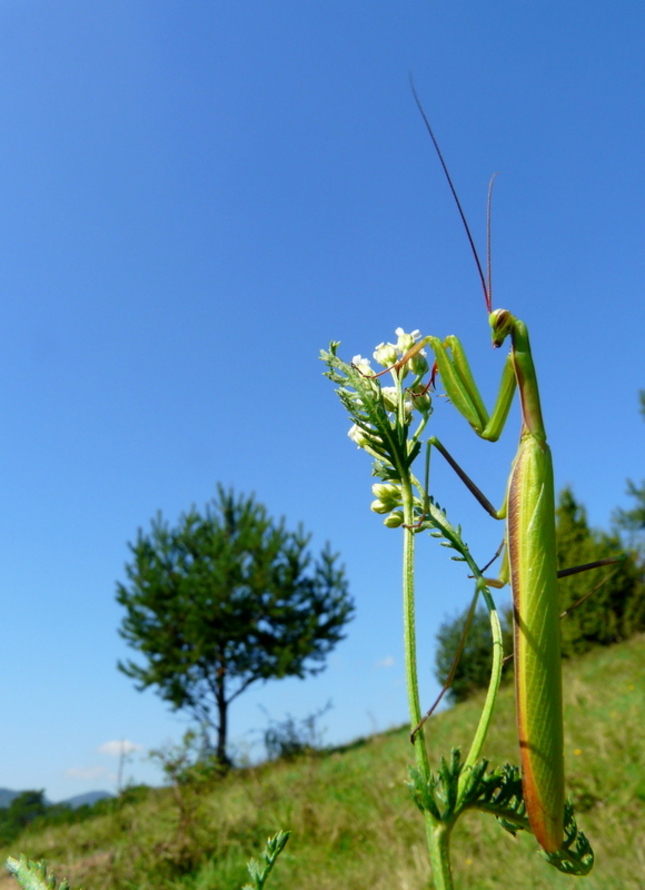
[116,486,353,765]
[434,606,514,705]
[0,791,48,845]
[556,487,645,656]
[434,486,645,702]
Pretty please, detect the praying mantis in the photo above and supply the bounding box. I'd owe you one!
[406,93,619,854]
[427,309,565,853]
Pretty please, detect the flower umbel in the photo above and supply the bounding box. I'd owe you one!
[321,331,433,527]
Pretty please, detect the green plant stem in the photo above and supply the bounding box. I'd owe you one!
[427,824,454,890]
[401,484,428,775]
[401,479,454,890]
[458,588,504,802]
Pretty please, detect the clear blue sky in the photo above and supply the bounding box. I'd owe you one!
[2,1,644,802]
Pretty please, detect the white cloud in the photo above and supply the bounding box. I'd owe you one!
[97,739,143,757]
[375,655,395,668]
[63,765,108,781]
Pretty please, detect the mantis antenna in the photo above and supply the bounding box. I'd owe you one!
[409,77,496,315]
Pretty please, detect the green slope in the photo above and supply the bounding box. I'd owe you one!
[3,636,644,890]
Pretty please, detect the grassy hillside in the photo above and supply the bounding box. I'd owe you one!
[3,636,644,890]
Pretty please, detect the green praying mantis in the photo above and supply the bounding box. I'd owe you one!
[404,93,620,854]
[427,308,565,853]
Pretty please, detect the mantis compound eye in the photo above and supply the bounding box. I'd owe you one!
[489,308,513,348]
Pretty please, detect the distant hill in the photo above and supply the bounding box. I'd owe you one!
[0,789,21,808]
[0,788,112,809]
[57,791,113,809]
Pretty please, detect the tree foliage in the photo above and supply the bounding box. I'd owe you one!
[613,390,645,546]
[435,486,645,702]
[434,606,514,705]
[556,487,645,656]
[0,791,48,845]
[116,486,353,764]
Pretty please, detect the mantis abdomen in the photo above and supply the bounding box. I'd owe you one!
[508,431,564,852]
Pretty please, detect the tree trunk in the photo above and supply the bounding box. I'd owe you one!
[215,682,230,767]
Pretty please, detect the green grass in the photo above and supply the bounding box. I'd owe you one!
[3,636,644,890]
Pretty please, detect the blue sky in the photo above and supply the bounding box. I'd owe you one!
[1,1,644,802]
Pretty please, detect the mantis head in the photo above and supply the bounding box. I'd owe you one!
[489,308,514,349]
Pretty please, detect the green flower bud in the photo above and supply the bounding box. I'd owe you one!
[410,387,432,415]
[395,327,421,353]
[408,351,429,377]
[384,511,405,528]
[348,424,369,448]
[351,354,373,375]
[371,483,402,509]
[373,341,398,368]
[381,386,414,423]
[381,386,398,412]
